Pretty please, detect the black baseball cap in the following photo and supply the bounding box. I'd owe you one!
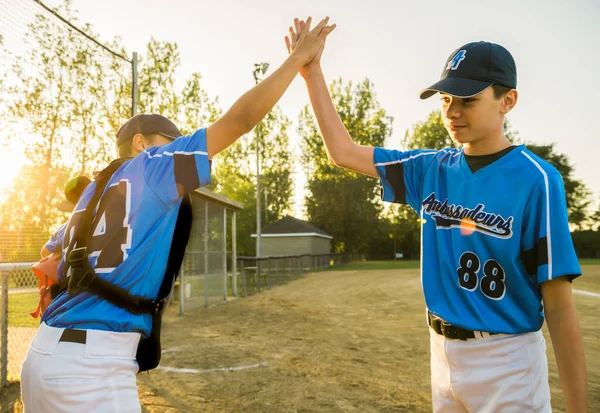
[420,41,517,99]
[116,114,182,146]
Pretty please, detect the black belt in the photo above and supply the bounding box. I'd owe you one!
[427,312,497,341]
[59,329,87,344]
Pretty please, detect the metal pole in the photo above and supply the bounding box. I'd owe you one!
[204,201,209,307]
[393,222,397,260]
[232,212,237,297]
[179,267,185,316]
[1,272,8,388]
[223,208,227,301]
[132,52,138,116]
[255,123,262,258]
[253,63,269,258]
[241,260,247,297]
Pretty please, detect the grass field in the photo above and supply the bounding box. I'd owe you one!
[7,292,40,328]
[2,263,599,412]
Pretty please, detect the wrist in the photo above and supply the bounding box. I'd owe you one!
[302,65,324,81]
[285,53,305,71]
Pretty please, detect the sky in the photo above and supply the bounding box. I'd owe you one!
[23,0,600,214]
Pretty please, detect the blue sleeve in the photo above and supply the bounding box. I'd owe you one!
[44,223,67,253]
[142,128,212,205]
[521,173,581,285]
[373,147,438,210]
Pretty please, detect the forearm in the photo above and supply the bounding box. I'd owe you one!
[546,300,588,412]
[303,67,376,176]
[303,67,353,164]
[235,56,303,130]
[207,55,304,157]
[41,246,52,258]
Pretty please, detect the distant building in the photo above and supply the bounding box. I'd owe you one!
[252,216,332,257]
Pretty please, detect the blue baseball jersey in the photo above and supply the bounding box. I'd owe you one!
[374,144,581,334]
[43,223,67,253]
[42,128,211,337]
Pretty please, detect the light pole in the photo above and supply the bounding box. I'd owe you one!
[253,62,269,257]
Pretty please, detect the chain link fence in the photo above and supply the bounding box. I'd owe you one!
[0,264,38,388]
[237,253,361,297]
[176,195,236,313]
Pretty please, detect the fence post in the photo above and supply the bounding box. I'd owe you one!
[223,208,227,301]
[179,266,185,316]
[204,200,209,307]
[1,271,8,388]
[267,259,271,289]
[232,212,237,297]
[257,259,261,292]
[241,260,247,297]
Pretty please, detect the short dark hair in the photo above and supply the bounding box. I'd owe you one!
[492,84,513,99]
[117,134,158,158]
[117,139,135,158]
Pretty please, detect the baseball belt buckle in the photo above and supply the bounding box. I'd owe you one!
[439,321,455,339]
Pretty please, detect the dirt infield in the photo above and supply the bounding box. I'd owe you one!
[137,266,600,412]
[2,265,598,412]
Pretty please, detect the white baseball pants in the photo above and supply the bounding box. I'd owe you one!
[21,322,142,413]
[430,327,551,412]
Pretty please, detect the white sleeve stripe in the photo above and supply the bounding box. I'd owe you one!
[521,151,553,280]
[144,150,208,159]
[374,151,437,167]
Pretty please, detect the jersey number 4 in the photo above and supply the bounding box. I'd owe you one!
[64,180,132,272]
[457,252,506,300]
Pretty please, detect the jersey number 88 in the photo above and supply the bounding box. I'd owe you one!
[457,252,506,300]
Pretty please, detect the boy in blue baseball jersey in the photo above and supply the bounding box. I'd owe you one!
[21,17,335,413]
[287,20,588,412]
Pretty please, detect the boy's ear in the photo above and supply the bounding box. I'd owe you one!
[132,133,146,152]
[501,89,518,114]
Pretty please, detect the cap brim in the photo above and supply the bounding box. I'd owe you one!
[419,77,493,100]
[158,132,179,141]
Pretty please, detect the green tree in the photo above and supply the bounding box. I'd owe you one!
[0,2,221,261]
[592,201,600,230]
[211,104,294,256]
[402,110,456,150]
[137,39,221,133]
[526,144,591,229]
[299,78,393,256]
[386,205,422,260]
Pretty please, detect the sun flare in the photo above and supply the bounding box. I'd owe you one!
[0,148,23,201]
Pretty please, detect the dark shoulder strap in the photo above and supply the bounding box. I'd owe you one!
[156,194,193,300]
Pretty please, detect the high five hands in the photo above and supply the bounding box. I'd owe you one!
[285,17,336,78]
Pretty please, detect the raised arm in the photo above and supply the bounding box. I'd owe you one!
[206,17,336,159]
[286,18,376,177]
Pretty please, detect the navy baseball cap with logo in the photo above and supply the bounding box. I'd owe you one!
[116,114,183,146]
[420,41,517,99]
